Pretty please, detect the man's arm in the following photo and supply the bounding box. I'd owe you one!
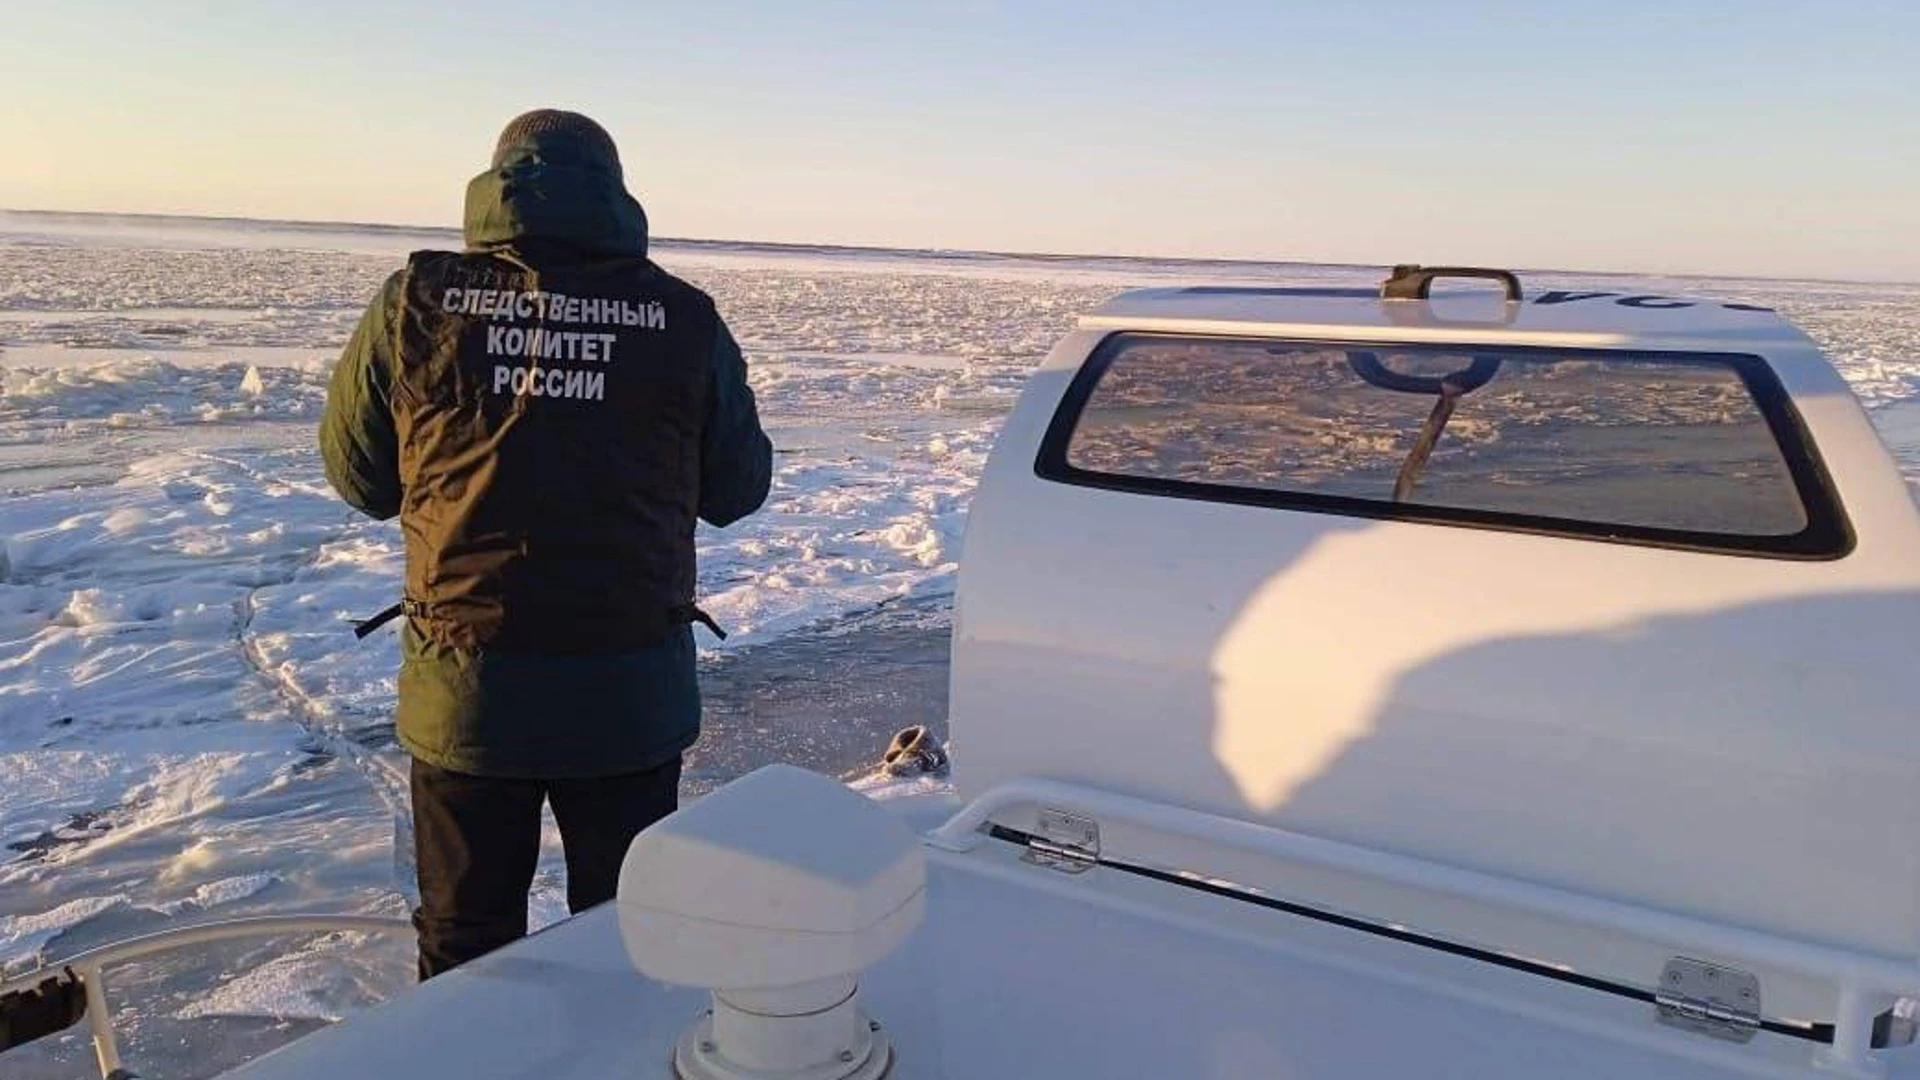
[320,272,404,521]
[699,319,773,527]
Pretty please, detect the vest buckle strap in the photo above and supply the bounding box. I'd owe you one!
[672,603,728,641]
[352,598,426,640]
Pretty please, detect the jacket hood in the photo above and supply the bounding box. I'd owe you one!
[463,132,648,259]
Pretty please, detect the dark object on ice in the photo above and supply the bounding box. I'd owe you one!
[881,725,948,777]
[0,968,87,1052]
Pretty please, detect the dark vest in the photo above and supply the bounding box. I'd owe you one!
[391,249,715,653]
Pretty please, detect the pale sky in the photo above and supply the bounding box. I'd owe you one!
[3,0,1916,280]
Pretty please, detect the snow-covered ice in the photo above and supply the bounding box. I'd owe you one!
[2,208,1917,1078]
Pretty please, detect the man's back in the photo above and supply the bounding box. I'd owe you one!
[321,111,770,780]
[390,249,717,655]
[319,108,771,978]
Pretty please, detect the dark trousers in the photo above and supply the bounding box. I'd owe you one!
[409,755,681,980]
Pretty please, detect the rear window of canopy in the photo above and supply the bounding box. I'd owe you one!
[1038,334,1851,558]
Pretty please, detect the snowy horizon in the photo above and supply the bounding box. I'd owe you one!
[6,207,1917,290]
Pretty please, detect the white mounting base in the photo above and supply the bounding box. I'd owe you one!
[672,980,893,1080]
[673,1017,892,1080]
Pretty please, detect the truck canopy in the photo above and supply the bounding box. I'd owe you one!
[954,274,1920,1028]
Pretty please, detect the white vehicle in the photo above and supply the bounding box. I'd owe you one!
[7,265,1920,1080]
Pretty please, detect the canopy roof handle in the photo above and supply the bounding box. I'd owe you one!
[1381,264,1524,302]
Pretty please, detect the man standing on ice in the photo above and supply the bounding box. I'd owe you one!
[319,109,772,979]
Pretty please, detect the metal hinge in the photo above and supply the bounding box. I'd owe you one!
[1656,957,1761,1042]
[1021,808,1099,874]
